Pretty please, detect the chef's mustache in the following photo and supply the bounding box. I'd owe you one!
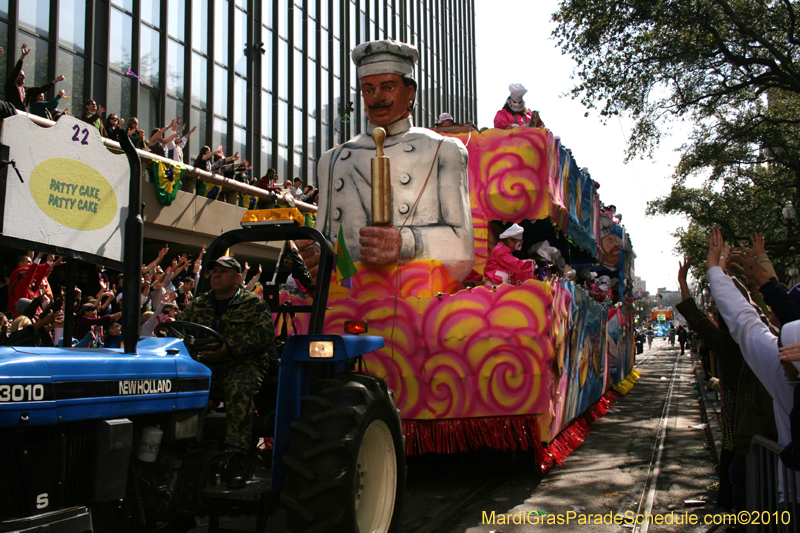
[368,101,393,110]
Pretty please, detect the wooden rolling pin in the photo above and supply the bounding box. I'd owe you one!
[371,127,392,226]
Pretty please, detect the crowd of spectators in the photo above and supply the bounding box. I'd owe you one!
[0,244,269,349]
[3,43,318,210]
[662,230,800,511]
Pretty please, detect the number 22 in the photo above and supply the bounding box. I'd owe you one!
[71,124,89,145]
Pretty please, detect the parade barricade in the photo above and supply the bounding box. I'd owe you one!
[747,435,800,532]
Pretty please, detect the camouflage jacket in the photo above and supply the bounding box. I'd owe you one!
[182,287,274,373]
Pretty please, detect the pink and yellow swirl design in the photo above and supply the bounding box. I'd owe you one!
[328,260,459,300]
[445,128,562,224]
[316,280,559,419]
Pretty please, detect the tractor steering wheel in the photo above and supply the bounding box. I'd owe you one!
[153,320,225,360]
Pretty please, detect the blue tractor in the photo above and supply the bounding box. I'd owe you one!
[0,130,405,532]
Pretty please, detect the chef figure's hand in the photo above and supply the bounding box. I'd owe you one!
[359,226,401,265]
[295,240,320,278]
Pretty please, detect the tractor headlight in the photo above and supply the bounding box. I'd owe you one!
[309,340,334,358]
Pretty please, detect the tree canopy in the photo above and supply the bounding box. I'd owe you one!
[553,0,800,279]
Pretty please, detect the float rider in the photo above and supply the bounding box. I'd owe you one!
[181,256,274,488]
[484,223,534,286]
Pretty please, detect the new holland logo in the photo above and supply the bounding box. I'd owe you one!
[118,379,173,395]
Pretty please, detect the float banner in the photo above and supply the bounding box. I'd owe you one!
[607,306,636,384]
[0,115,129,263]
[547,281,608,439]
[561,142,599,257]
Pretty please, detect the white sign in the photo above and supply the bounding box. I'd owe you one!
[1,114,130,263]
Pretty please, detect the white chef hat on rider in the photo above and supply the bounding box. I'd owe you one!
[499,223,524,240]
[508,83,528,103]
[352,39,419,79]
[436,112,454,125]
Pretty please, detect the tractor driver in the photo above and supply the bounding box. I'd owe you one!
[181,256,274,488]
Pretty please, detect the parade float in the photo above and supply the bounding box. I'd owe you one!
[651,307,676,336]
[280,125,638,472]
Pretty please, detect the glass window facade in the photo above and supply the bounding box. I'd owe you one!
[6,0,475,184]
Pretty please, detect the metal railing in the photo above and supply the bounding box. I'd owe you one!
[15,111,317,213]
[747,435,799,532]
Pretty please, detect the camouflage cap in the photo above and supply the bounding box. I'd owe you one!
[213,256,242,273]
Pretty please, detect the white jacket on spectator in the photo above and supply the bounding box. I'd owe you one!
[708,266,800,499]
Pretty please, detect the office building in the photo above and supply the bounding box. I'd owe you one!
[1,0,477,184]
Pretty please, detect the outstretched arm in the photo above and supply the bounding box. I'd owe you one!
[678,256,691,301]
[143,245,169,274]
[705,229,791,404]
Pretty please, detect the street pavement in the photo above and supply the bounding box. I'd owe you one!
[435,339,730,533]
[191,339,731,532]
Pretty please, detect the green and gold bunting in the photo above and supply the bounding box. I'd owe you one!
[196,180,222,200]
[239,192,258,210]
[153,160,187,206]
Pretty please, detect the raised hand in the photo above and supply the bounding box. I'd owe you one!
[719,243,732,273]
[705,228,725,270]
[729,250,771,288]
[678,256,690,286]
[749,233,767,256]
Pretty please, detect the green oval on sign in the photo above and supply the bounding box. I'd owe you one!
[29,158,118,231]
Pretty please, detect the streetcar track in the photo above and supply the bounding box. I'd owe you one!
[404,345,697,533]
[408,475,507,533]
[407,351,678,533]
[633,348,682,533]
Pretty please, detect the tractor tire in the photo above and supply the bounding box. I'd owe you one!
[280,372,405,533]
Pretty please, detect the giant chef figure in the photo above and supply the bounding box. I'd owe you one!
[305,39,474,281]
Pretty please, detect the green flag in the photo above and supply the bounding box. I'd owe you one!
[335,224,357,283]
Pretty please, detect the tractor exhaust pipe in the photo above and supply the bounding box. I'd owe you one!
[112,129,143,354]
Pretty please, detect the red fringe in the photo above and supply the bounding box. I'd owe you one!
[402,413,546,457]
[402,390,620,474]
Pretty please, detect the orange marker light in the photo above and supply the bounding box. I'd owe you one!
[344,320,368,335]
